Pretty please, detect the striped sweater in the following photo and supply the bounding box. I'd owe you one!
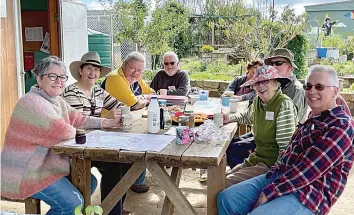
[1,86,103,200]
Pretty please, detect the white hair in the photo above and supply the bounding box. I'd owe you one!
[124,51,146,64]
[163,51,179,62]
[33,56,67,77]
[305,65,339,87]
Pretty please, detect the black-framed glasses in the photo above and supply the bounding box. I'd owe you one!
[41,73,68,82]
[303,83,336,91]
[90,99,96,116]
[269,61,288,66]
[164,62,176,66]
[254,80,269,87]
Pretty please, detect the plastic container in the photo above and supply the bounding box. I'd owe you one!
[199,90,209,101]
[316,48,327,58]
[229,99,239,113]
[193,101,222,116]
[148,96,160,133]
[221,96,231,107]
[184,110,195,128]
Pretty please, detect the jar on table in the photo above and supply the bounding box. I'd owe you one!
[75,129,86,144]
[184,110,195,128]
[178,115,189,127]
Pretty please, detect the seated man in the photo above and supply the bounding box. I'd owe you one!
[102,51,155,110]
[217,65,354,215]
[150,51,190,96]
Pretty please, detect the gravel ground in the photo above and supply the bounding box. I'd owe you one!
[1,168,353,215]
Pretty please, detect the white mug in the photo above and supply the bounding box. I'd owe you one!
[160,89,168,96]
[213,113,223,127]
[229,99,239,113]
[120,106,130,115]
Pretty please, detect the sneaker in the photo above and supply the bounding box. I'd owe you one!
[199,169,207,182]
[130,184,150,193]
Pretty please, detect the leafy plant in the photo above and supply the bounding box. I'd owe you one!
[200,45,215,53]
[286,34,310,79]
[75,204,103,215]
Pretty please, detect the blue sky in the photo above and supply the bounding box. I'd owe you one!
[78,0,341,15]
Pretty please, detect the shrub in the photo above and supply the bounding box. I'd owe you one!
[142,69,157,81]
[286,34,309,79]
[200,44,215,53]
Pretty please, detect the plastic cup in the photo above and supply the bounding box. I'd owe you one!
[221,96,231,107]
[229,99,239,113]
[120,106,130,115]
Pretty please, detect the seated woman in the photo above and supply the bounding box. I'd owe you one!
[1,56,121,215]
[217,65,354,215]
[223,66,298,187]
[62,52,131,215]
[225,60,263,102]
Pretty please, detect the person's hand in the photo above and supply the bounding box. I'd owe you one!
[144,94,152,101]
[105,108,122,119]
[223,113,232,124]
[102,116,122,129]
[253,192,268,210]
[232,95,242,101]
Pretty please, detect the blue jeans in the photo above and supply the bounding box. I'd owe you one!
[135,170,146,185]
[32,174,97,215]
[217,174,314,215]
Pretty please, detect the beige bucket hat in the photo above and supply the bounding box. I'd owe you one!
[264,48,298,69]
[69,52,111,80]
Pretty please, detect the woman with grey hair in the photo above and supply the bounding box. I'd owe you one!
[223,65,298,187]
[1,56,122,215]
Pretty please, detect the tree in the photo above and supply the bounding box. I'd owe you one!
[143,0,190,68]
[112,0,149,49]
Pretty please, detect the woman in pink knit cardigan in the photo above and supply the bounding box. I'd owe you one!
[1,56,121,215]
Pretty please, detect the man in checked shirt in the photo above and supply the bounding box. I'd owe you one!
[217,65,354,215]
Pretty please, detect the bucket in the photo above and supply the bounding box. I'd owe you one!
[316,48,327,58]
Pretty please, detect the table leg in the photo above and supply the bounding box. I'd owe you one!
[147,162,197,215]
[207,156,226,215]
[100,161,147,215]
[161,167,183,215]
[71,157,91,210]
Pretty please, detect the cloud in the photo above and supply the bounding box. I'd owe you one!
[87,2,104,10]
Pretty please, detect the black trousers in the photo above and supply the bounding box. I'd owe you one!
[92,161,131,215]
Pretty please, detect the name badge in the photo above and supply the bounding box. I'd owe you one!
[168,86,176,91]
[96,99,104,108]
[265,111,274,121]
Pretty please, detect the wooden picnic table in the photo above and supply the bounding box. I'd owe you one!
[51,101,249,215]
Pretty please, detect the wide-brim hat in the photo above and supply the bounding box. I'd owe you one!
[264,48,298,69]
[240,65,291,87]
[69,52,111,81]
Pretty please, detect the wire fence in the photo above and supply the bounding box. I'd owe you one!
[87,13,152,70]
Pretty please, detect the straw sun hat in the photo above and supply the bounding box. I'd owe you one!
[69,52,111,80]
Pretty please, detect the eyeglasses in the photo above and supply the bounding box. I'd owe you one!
[41,73,68,82]
[164,62,176,66]
[90,99,96,116]
[254,80,269,87]
[269,61,288,66]
[303,83,336,91]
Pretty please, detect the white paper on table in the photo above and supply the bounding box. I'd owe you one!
[25,27,43,41]
[64,130,175,152]
[164,127,177,136]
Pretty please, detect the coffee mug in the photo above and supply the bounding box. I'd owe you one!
[221,96,231,106]
[160,89,168,96]
[176,126,194,144]
[229,99,239,113]
[120,106,130,115]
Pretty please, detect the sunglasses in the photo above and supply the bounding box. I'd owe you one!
[254,80,269,87]
[303,83,336,91]
[164,62,176,66]
[90,99,96,116]
[269,61,288,66]
[41,73,68,82]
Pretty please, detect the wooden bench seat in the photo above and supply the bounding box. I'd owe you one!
[1,196,41,214]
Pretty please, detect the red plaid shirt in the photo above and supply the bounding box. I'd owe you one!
[263,106,354,215]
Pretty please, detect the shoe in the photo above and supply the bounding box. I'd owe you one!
[130,184,150,193]
[122,208,132,215]
[199,169,207,182]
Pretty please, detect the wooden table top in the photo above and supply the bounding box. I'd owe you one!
[51,101,249,168]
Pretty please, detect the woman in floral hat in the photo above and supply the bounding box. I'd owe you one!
[223,65,298,187]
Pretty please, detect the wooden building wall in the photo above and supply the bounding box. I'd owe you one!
[1,0,20,146]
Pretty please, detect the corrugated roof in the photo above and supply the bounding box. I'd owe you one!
[305,0,354,11]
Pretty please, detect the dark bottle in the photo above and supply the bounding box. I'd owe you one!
[75,129,86,144]
[160,107,165,129]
